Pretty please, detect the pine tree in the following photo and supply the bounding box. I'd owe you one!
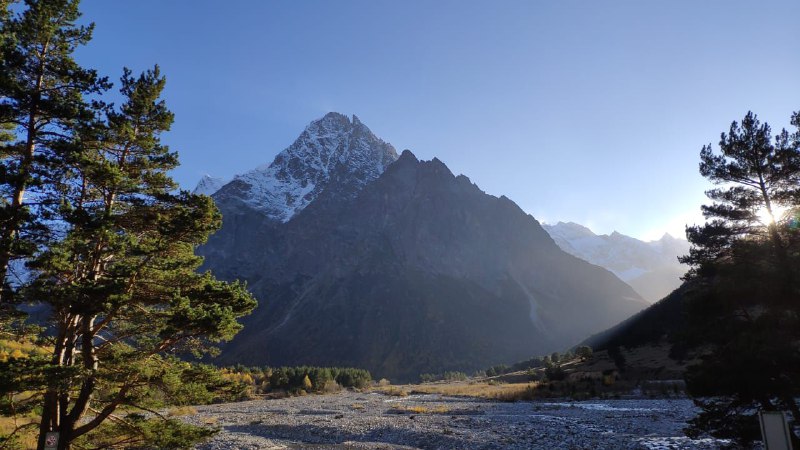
[20,66,257,450]
[0,3,257,448]
[682,111,800,287]
[680,111,800,444]
[0,0,107,307]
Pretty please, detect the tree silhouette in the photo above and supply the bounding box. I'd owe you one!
[680,111,800,444]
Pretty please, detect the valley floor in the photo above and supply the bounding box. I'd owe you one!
[184,391,730,449]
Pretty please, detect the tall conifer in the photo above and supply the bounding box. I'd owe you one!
[680,111,800,444]
[0,2,257,448]
[682,111,800,285]
[0,0,107,306]
[25,66,256,450]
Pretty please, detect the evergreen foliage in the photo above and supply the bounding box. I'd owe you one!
[682,111,800,282]
[0,0,108,308]
[417,371,468,383]
[261,366,372,393]
[574,346,593,361]
[0,2,257,449]
[484,357,547,377]
[543,365,566,382]
[508,357,544,372]
[485,364,509,377]
[679,111,800,445]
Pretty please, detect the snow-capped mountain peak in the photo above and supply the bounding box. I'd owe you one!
[192,175,226,196]
[209,112,398,222]
[543,221,690,302]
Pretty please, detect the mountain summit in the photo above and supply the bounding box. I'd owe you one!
[213,112,397,222]
[192,175,226,196]
[198,115,647,380]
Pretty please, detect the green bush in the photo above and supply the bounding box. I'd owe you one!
[259,366,371,393]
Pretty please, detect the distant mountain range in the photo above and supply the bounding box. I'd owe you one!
[194,113,647,381]
[542,222,689,303]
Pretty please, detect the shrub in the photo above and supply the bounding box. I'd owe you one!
[575,346,593,361]
[419,373,436,383]
[544,366,566,381]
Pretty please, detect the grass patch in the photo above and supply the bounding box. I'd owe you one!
[387,405,450,414]
[375,381,539,400]
[490,384,537,402]
[0,414,40,449]
[201,416,218,426]
[167,406,198,417]
[380,386,408,397]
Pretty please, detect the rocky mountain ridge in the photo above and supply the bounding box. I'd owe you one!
[211,112,397,222]
[195,113,648,380]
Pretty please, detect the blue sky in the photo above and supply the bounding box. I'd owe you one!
[74,0,799,240]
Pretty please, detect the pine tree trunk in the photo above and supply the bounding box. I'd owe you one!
[36,315,75,450]
[35,391,59,450]
[756,175,794,299]
[55,421,72,450]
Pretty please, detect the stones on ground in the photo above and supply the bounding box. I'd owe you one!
[185,392,728,449]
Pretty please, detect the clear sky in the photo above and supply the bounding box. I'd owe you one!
[73,0,799,240]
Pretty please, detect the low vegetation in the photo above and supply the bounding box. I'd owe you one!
[219,366,372,397]
[418,371,468,383]
[0,339,50,363]
[374,343,688,405]
[0,414,38,450]
[0,337,254,449]
[387,404,450,414]
[0,335,374,449]
[374,381,539,402]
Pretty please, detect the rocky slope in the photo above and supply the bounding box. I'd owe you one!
[198,113,647,381]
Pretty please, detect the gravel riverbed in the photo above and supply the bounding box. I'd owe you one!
[184,391,729,449]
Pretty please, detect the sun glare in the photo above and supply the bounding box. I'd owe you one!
[756,205,789,225]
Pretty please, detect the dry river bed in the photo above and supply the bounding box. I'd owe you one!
[183,391,732,450]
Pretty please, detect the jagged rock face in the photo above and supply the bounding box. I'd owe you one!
[543,222,690,302]
[212,112,397,222]
[199,115,647,381]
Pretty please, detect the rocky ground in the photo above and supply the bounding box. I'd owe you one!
[183,391,731,449]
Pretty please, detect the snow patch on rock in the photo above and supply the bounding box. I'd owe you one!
[543,222,690,302]
[210,112,398,222]
[192,175,226,196]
